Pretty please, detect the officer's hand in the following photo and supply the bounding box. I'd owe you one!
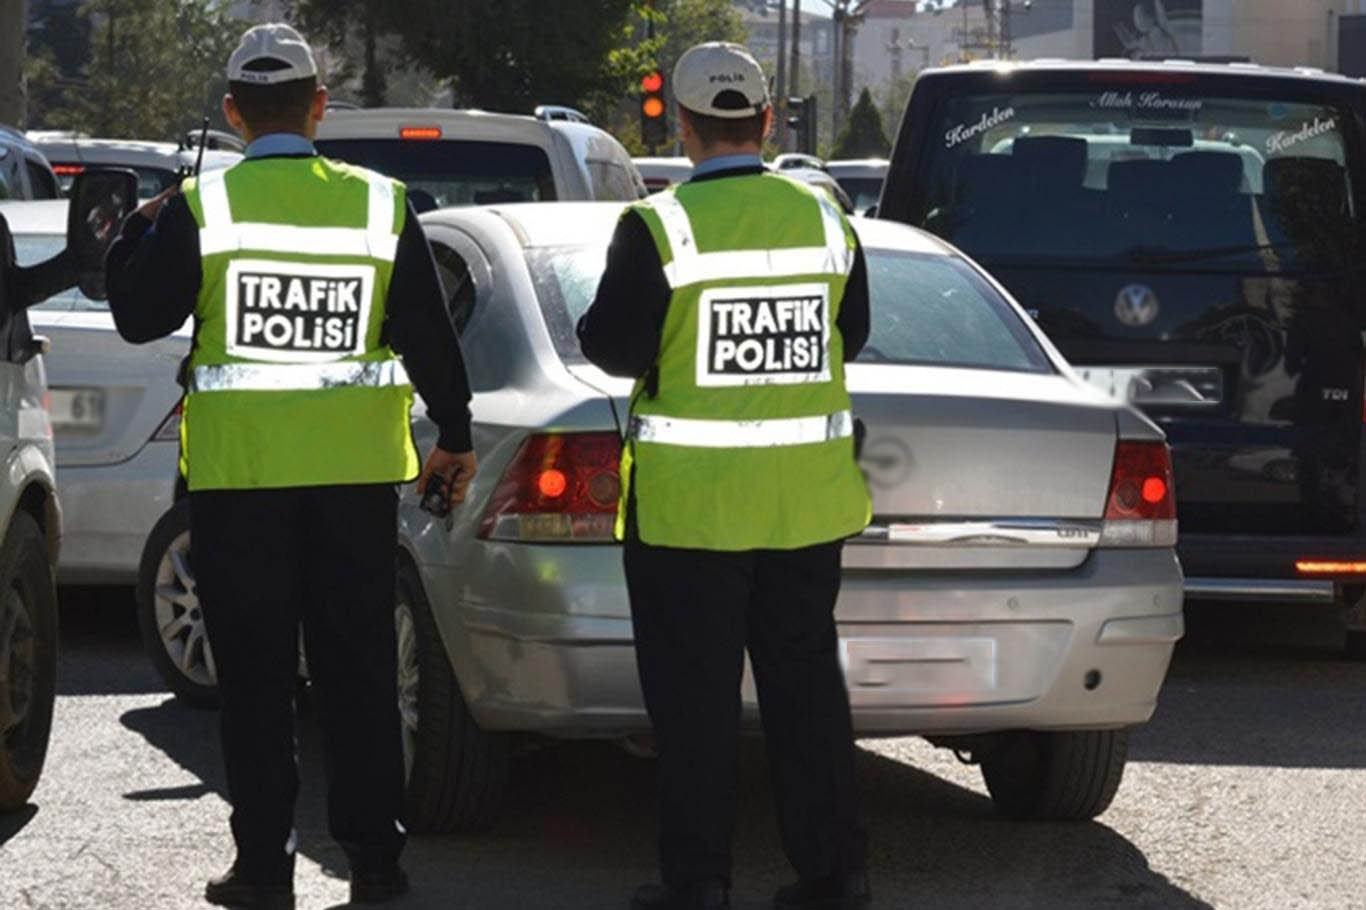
[418,447,478,507]
[136,187,178,222]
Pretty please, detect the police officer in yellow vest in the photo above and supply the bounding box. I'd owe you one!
[578,43,873,910]
[105,24,476,910]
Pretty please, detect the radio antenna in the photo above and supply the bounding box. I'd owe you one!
[193,116,209,176]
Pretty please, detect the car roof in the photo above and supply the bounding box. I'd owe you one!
[27,136,241,170]
[0,199,68,234]
[317,107,556,144]
[426,200,950,256]
[927,57,1362,85]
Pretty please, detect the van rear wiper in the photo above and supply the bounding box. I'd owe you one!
[1125,241,1301,265]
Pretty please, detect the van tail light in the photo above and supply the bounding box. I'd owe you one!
[399,126,442,140]
[52,164,85,176]
[478,432,621,542]
[151,399,183,442]
[1099,441,1177,547]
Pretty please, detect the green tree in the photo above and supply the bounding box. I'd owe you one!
[292,0,390,107]
[380,0,636,114]
[26,0,92,128]
[29,0,239,139]
[831,86,888,159]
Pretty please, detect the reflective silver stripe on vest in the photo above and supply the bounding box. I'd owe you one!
[190,359,410,393]
[197,168,400,261]
[648,183,853,288]
[629,410,854,448]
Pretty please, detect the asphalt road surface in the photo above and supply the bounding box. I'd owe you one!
[2,590,1364,910]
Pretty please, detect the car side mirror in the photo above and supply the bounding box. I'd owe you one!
[67,167,138,300]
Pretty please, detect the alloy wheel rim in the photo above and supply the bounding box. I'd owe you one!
[0,584,35,743]
[394,596,419,781]
[153,532,216,687]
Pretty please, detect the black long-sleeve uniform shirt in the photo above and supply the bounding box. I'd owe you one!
[576,165,870,380]
[105,157,474,453]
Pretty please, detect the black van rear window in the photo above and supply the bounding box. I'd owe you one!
[912,92,1357,273]
[315,139,556,208]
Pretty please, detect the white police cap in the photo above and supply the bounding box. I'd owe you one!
[672,42,771,119]
[227,23,318,85]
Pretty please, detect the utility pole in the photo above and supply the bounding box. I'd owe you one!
[790,0,801,98]
[0,0,25,127]
[776,0,787,112]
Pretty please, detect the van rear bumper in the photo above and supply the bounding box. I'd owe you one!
[1180,532,1366,598]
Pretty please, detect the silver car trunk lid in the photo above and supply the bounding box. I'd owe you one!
[566,362,1121,570]
[847,363,1118,570]
[30,311,188,467]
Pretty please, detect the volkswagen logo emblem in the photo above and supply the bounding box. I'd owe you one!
[1115,284,1160,327]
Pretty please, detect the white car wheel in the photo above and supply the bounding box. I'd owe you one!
[137,501,219,706]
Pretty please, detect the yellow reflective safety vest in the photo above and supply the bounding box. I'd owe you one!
[180,156,419,491]
[618,173,872,550]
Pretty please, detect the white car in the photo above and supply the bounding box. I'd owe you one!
[633,156,694,193]
[0,126,60,200]
[827,158,890,215]
[0,198,74,812]
[26,133,242,197]
[3,201,186,587]
[315,108,645,208]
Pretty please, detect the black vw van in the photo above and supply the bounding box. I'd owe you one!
[879,61,1366,655]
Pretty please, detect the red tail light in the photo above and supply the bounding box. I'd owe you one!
[52,163,85,176]
[478,432,621,542]
[399,126,442,140]
[151,398,184,442]
[1100,441,1177,547]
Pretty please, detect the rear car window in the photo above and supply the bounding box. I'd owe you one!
[51,164,179,197]
[315,139,557,208]
[911,91,1357,273]
[527,244,1050,373]
[25,161,59,199]
[14,233,105,311]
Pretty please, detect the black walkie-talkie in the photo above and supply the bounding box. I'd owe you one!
[193,117,210,177]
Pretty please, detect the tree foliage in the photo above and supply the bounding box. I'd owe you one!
[29,0,239,138]
[378,0,636,114]
[831,87,889,159]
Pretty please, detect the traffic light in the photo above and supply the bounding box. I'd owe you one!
[641,69,668,150]
[787,94,818,155]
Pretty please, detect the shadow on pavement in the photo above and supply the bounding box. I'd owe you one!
[1129,601,1366,769]
[56,585,167,697]
[0,804,38,848]
[120,697,1207,910]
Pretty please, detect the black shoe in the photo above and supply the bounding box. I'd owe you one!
[350,865,410,904]
[773,870,871,909]
[204,865,295,910]
[631,879,730,909]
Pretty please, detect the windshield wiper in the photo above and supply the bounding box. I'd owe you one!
[1125,241,1302,265]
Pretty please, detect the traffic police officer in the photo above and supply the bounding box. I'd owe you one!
[578,42,873,910]
[105,24,476,910]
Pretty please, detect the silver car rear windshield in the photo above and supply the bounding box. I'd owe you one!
[528,245,1052,373]
[15,233,105,311]
[912,92,1356,273]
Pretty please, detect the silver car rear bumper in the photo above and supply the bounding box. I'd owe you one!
[54,442,178,584]
[417,537,1183,738]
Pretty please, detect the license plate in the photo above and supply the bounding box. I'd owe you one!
[1075,365,1224,407]
[48,388,105,430]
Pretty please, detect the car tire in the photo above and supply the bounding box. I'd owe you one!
[136,500,219,707]
[397,556,508,834]
[0,511,59,812]
[981,729,1128,821]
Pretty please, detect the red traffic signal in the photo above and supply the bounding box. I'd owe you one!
[641,71,664,94]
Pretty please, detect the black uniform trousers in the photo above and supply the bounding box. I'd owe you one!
[191,483,406,883]
[624,533,868,888]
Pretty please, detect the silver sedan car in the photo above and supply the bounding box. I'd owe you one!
[390,202,1185,833]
